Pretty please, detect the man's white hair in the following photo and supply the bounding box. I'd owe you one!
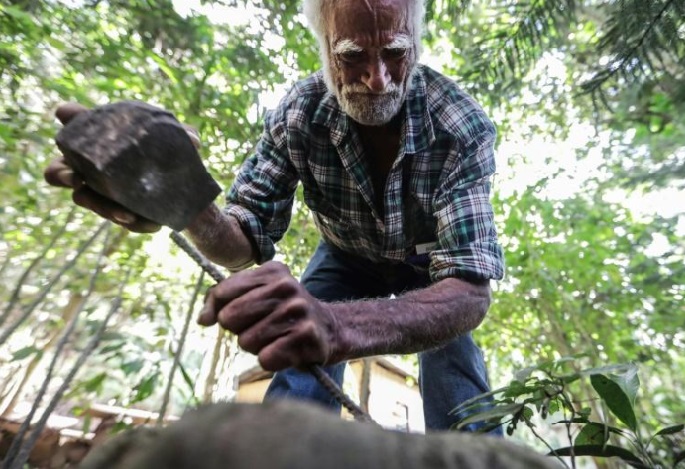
[302,0,425,56]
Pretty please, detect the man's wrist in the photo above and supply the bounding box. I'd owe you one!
[183,204,256,270]
[324,303,351,365]
[185,204,222,238]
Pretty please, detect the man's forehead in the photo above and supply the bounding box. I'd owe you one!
[327,0,413,40]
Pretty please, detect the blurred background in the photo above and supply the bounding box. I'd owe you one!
[0,0,683,467]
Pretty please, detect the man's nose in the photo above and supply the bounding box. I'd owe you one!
[361,59,390,93]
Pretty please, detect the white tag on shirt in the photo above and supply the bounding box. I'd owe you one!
[415,242,437,255]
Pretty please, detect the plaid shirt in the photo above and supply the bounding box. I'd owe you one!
[226,65,504,282]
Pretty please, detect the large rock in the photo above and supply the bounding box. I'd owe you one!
[80,401,560,469]
[56,101,221,231]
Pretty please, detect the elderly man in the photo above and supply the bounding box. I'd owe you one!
[46,0,503,431]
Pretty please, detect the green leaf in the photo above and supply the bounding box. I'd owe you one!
[575,423,610,446]
[522,406,534,421]
[590,373,638,431]
[12,346,40,360]
[99,343,123,355]
[577,363,634,378]
[502,379,537,398]
[178,362,201,406]
[132,373,159,403]
[653,423,684,437]
[449,386,509,415]
[1,5,36,25]
[101,332,127,342]
[121,359,145,376]
[83,372,107,393]
[549,445,646,467]
[455,403,524,429]
[148,51,179,84]
[558,419,626,436]
[514,366,537,382]
[611,365,640,407]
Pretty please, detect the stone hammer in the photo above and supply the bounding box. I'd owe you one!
[55,101,222,231]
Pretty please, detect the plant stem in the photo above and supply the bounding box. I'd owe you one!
[0,220,108,347]
[12,270,126,469]
[157,271,204,426]
[2,224,111,469]
[529,421,571,469]
[0,207,76,330]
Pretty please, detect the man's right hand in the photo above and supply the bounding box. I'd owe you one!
[44,103,161,233]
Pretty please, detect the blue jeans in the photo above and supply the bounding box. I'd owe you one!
[264,242,498,433]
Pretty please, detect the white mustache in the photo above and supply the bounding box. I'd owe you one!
[342,83,401,96]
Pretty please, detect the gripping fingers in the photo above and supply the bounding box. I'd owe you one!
[72,186,160,233]
[44,158,83,189]
[198,287,219,327]
[55,102,89,125]
[257,326,329,372]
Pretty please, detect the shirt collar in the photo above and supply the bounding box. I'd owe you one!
[312,65,435,153]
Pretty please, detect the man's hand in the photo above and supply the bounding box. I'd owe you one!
[198,261,341,371]
[44,102,200,233]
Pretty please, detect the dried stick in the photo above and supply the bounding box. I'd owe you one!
[0,207,77,329]
[11,268,128,469]
[0,220,109,347]
[157,271,205,426]
[2,225,112,469]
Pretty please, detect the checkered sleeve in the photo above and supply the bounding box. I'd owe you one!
[430,117,504,282]
[225,104,299,263]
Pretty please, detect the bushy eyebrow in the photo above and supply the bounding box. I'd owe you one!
[385,34,412,49]
[333,39,363,55]
[332,34,412,55]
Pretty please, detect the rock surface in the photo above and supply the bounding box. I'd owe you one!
[80,401,561,469]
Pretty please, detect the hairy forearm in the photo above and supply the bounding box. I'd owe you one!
[184,204,256,271]
[329,278,491,362]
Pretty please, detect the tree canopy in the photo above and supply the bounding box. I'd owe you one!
[1,0,683,465]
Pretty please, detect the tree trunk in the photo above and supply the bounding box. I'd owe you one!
[201,328,225,403]
[359,358,372,413]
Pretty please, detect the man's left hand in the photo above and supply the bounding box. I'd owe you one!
[198,261,341,371]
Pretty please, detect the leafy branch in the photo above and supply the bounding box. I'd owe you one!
[452,359,684,468]
[581,0,685,102]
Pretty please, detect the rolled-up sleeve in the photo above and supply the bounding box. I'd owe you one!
[430,123,504,282]
[225,106,299,263]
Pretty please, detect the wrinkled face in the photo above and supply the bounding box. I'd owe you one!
[324,0,417,126]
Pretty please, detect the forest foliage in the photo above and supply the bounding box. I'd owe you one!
[0,0,683,465]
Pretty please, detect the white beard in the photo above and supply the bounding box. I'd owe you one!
[320,49,414,126]
[338,83,406,126]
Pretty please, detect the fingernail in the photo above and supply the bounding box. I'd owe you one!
[58,169,77,187]
[187,132,201,149]
[113,211,136,224]
[197,306,215,326]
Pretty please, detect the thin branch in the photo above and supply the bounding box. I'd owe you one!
[2,224,112,469]
[0,207,77,329]
[11,268,129,469]
[157,271,205,426]
[203,327,225,403]
[562,395,577,469]
[466,0,577,82]
[582,0,678,94]
[529,421,572,469]
[0,221,110,347]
